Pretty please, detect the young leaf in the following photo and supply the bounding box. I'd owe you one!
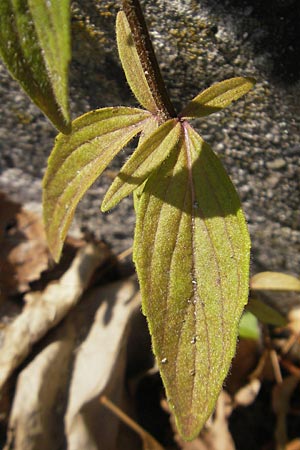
[239,312,260,340]
[134,122,250,440]
[116,11,158,114]
[102,119,181,211]
[43,107,150,261]
[250,271,300,292]
[180,77,255,119]
[28,0,71,125]
[0,0,70,132]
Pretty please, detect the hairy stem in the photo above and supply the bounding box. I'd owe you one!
[122,0,176,121]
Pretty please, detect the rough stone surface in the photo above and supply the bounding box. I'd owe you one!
[0,0,299,276]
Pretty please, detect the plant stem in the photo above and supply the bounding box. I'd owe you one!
[122,0,176,121]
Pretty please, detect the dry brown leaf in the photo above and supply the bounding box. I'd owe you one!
[5,337,76,450]
[0,243,106,389]
[0,193,49,296]
[65,279,141,450]
[234,378,261,407]
[4,278,143,450]
[272,375,299,450]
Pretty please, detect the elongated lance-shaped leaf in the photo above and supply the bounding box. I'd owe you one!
[180,77,255,118]
[134,122,250,439]
[102,119,181,211]
[133,116,159,213]
[43,107,150,261]
[28,0,71,125]
[116,11,158,114]
[0,0,71,132]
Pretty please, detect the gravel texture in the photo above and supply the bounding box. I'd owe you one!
[0,0,299,275]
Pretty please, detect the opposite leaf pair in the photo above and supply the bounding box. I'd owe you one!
[0,0,71,132]
[43,10,255,439]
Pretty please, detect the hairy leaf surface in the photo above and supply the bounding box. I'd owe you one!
[102,119,181,211]
[28,0,71,125]
[116,11,158,114]
[43,107,150,261]
[134,122,250,439]
[181,77,255,118]
[133,116,159,213]
[0,0,70,132]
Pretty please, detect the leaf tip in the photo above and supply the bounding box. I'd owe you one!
[100,200,111,213]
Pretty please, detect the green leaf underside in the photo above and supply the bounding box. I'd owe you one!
[133,116,159,213]
[102,119,181,211]
[180,77,255,118]
[250,271,300,292]
[239,312,259,340]
[247,298,287,327]
[28,0,71,125]
[116,11,158,114]
[0,0,70,132]
[43,107,150,261]
[134,122,250,439]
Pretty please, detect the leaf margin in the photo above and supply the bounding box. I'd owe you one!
[43,106,151,261]
[134,121,251,439]
[180,76,255,119]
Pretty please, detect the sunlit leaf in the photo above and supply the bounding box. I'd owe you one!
[239,311,260,340]
[102,119,181,211]
[28,0,71,125]
[133,116,159,213]
[116,11,158,114]
[247,298,287,326]
[180,77,255,118]
[0,0,71,132]
[43,107,150,261]
[250,271,300,292]
[134,122,250,439]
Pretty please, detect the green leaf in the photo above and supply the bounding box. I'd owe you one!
[43,107,150,261]
[28,0,71,125]
[180,77,255,119]
[250,271,300,292]
[247,298,287,327]
[102,119,181,211]
[134,122,250,439]
[116,11,158,114]
[0,0,70,132]
[239,312,260,340]
[133,116,159,213]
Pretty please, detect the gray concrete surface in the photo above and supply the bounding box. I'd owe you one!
[0,0,299,277]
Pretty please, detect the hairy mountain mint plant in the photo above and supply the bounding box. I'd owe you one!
[0,0,255,440]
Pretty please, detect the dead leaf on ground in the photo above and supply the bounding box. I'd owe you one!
[65,279,141,450]
[5,278,145,450]
[234,378,261,407]
[0,243,107,389]
[0,193,49,297]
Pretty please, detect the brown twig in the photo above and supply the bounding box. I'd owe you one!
[122,0,176,121]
